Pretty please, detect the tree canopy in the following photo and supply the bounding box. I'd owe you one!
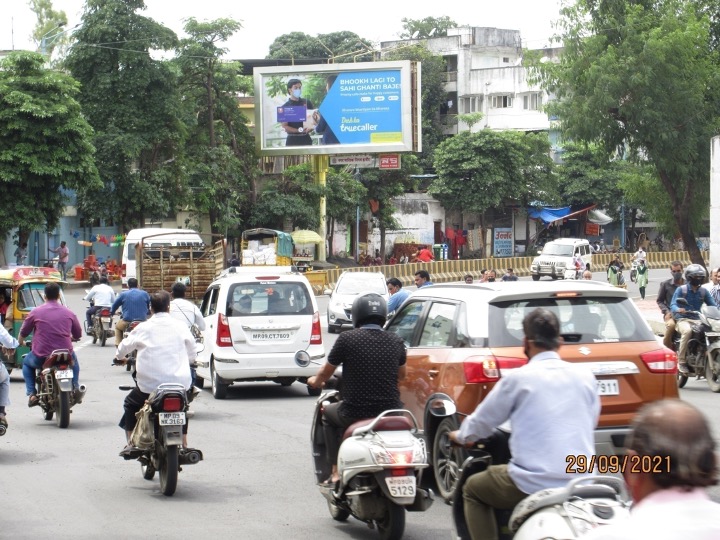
[267,31,374,63]
[532,0,720,263]
[399,16,458,39]
[0,51,100,245]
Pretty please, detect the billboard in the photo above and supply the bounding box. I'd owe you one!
[253,61,421,156]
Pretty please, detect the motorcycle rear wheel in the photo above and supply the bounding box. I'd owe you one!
[677,372,688,388]
[159,445,179,496]
[376,500,405,540]
[327,500,349,522]
[141,458,156,480]
[706,359,720,393]
[56,391,70,428]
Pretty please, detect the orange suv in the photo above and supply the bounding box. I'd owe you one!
[384,280,679,501]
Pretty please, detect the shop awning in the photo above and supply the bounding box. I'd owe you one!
[588,209,613,225]
[528,204,596,225]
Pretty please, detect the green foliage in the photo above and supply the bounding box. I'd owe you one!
[267,31,374,63]
[399,16,459,39]
[532,0,720,260]
[64,0,185,231]
[384,44,447,170]
[431,130,554,215]
[30,0,70,57]
[0,52,100,241]
[326,169,367,227]
[251,163,324,230]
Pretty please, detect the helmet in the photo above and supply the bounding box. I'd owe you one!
[351,293,387,328]
[685,264,706,284]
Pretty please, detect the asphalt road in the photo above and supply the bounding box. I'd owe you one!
[1,274,717,539]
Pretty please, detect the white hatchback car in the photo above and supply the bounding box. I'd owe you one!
[195,267,325,398]
[326,271,389,333]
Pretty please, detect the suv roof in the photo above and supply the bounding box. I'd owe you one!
[544,238,589,246]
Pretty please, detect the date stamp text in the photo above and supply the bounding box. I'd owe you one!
[566,454,670,474]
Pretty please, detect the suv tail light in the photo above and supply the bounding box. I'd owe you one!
[162,396,183,412]
[463,355,527,383]
[216,313,232,347]
[640,349,677,373]
[121,263,126,277]
[310,311,322,345]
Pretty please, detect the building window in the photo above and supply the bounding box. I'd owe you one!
[523,93,542,111]
[460,96,483,113]
[491,95,513,109]
[503,57,510,63]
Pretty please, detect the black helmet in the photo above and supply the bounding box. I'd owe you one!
[685,264,706,283]
[351,293,387,328]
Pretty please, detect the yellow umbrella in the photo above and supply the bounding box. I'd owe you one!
[291,230,323,244]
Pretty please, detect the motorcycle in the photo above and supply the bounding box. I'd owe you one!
[629,260,638,283]
[295,351,433,540]
[428,402,630,540]
[119,382,203,496]
[116,320,144,372]
[25,345,85,429]
[85,296,114,347]
[673,298,720,392]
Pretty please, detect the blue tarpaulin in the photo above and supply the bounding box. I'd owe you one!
[528,205,596,224]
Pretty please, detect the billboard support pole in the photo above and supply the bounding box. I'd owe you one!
[312,154,329,262]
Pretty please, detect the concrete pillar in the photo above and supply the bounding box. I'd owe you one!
[711,136,720,270]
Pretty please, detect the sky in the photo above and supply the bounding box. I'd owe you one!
[3,0,566,59]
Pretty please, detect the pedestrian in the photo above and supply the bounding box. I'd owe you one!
[464,274,474,284]
[501,268,518,282]
[414,270,433,288]
[14,242,27,265]
[636,259,649,300]
[386,278,410,313]
[657,261,685,350]
[478,269,488,283]
[582,270,593,280]
[48,240,69,281]
[485,269,497,283]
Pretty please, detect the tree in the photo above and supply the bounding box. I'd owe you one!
[29,0,69,58]
[267,31,374,63]
[0,52,100,248]
[325,169,367,251]
[431,130,554,252]
[532,0,720,264]
[175,17,257,235]
[384,44,447,171]
[399,16,458,39]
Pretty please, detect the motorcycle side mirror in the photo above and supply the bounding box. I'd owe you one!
[677,298,688,306]
[428,398,457,417]
[294,350,312,368]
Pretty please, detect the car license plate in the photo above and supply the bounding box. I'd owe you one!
[385,476,416,498]
[251,332,291,340]
[159,412,186,426]
[597,379,620,396]
[55,369,73,379]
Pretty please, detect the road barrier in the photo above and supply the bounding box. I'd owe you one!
[306,251,707,295]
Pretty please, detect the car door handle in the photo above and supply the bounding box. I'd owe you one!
[428,369,439,378]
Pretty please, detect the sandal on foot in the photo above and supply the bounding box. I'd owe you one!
[28,394,39,407]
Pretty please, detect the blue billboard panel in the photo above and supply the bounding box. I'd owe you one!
[254,61,420,156]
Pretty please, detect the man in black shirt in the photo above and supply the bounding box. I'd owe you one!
[281,78,314,146]
[657,261,684,349]
[308,293,406,484]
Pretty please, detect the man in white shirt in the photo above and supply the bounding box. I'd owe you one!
[116,290,194,454]
[584,399,720,540]
[702,266,720,304]
[83,276,116,334]
[0,325,20,432]
[449,308,600,540]
[633,246,647,262]
[169,282,206,333]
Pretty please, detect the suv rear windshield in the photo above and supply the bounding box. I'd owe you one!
[541,244,575,257]
[489,296,655,346]
[226,282,313,317]
[336,274,386,295]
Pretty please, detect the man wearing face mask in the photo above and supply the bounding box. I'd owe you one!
[671,264,717,375]
[449,309,600,540]
[657,261,684,350]
[281,78,315,146]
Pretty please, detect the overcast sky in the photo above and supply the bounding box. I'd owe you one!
[3,0,565,59]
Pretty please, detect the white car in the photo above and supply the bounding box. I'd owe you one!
[530,238,592,281]
[326,271,389,333]
[195,267,325,398]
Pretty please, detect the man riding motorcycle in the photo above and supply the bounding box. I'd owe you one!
[83,276,116,334]
[449,308,600,540]
[19,282,84,406]
[670,264,717,376]
[110,278,150,347]
[116,290,195,455]
[657,261,685,349]
[307,293,406,485]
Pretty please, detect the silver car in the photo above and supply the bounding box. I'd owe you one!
[327,271,390,333]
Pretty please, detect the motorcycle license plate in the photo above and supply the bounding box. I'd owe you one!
[101,317,111,323]
[385,476,416,498]
[159,412,186,426]
[597,378,619,396]
[55,369,73,379]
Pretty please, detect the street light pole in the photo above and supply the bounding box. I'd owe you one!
[39,23,78,58]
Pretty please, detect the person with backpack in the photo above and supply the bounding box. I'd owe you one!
[670,264,717,375]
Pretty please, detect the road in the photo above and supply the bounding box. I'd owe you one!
[1,273,717,539]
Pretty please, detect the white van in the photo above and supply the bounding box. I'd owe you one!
[121,228,205,287]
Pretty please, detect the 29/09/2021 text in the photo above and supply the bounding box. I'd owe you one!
[566,454,670,474]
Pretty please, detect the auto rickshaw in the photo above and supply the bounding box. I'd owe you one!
[0,266,66,373]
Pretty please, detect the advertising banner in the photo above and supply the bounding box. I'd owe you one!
[254,61,420,156]
[493,228,514,257]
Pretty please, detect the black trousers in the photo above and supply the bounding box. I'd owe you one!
[322,402,357,467]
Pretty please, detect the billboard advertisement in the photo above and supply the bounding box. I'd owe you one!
[493,228,514,257]
[253,61,420,156]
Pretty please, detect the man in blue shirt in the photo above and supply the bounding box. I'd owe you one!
[386,278,409,313]
[111,278,151,347]
[670,264,717,375]
[414,270,434,288]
